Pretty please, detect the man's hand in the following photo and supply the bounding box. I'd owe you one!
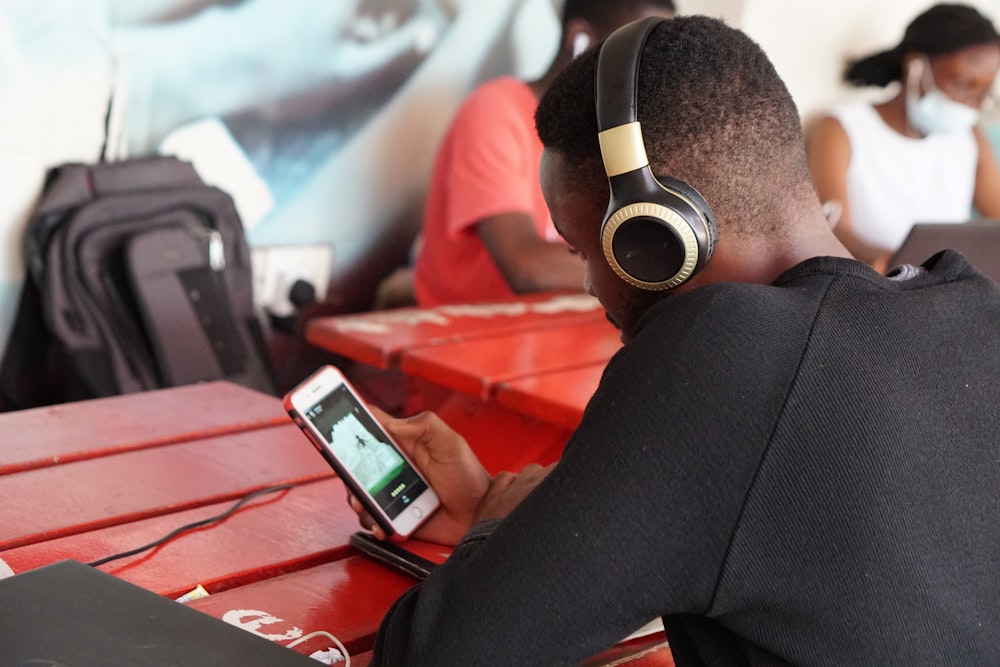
[474,463,554,524]
[348,408,491,546]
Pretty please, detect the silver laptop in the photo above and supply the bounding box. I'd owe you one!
[890,221,1000,282]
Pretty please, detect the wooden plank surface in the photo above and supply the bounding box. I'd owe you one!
[0,381,672,666]
[0,478,359,598]
[0,381,287,475]
[586,638,675,666]
[0,423,331,550]
[306,292,605,369]
[186,557,673,666]
[398,319,620,399]
[186,556,417,657]
[433,392,572,473]
[495,363,606,431]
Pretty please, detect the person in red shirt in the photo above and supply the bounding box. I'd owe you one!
[412,0,676,307]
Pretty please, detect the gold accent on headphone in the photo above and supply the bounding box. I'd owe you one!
[598,122,649,177]
[601,202,699,290]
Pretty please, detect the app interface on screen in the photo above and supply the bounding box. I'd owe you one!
[306,385,427,519]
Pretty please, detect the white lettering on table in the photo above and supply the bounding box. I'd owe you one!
[222,609,303,641]
[439,302,529,317]
[529,294,601,314]
[332,294,601,334]
[335,309,451,334]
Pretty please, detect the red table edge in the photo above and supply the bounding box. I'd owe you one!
[0,418,292,476]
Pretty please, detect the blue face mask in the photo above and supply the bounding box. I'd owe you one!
[905,57,980,136]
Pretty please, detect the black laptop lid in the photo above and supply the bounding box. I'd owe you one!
[0,560,317,666]
[890,221,1000,282]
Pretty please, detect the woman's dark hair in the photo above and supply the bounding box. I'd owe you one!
[845,3,1000,87]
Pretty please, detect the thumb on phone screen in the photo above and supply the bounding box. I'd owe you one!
[368,408,492,546]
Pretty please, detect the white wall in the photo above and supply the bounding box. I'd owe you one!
[0,1,116,357]
[689,0,746,24]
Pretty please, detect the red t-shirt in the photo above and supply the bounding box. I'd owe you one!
[413,77,561,306]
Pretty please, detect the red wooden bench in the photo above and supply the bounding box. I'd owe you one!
[0,381,673,665]
[306,291,606,369]
[398,318,620,399]
[495,363,607,431]
[0,381,287,475]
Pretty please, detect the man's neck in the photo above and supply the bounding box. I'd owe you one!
[683,211,854,291]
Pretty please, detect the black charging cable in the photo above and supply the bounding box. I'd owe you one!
[86,483,298,567]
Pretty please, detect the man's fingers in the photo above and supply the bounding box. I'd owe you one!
[347,493,388,539]
[347,492,364,514]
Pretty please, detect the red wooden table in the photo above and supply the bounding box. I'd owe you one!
[0,381,672,666]
[306,292,622,471]
[306,291,613,372]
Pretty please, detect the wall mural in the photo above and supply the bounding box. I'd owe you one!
[0,0,560,349]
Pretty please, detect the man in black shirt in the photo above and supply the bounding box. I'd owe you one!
[348,15,1000,666]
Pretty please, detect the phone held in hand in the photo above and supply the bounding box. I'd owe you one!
[284,365,440,540]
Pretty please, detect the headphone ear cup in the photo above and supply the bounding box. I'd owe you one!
[605,211,689,284]
[601,171,718,290]
[659,178,717,231]
[658,176,719,261]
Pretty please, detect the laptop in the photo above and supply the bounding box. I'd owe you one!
[889,221,1000,282]
[0,560,317,666]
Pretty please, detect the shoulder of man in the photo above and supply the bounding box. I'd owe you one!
[633,280,824,348]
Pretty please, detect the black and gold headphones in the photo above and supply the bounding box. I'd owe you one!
[596,17,718,290]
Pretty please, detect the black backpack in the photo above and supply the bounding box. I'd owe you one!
[0,155,276,410]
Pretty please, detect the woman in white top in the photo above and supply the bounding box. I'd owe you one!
[808,3,1000,273]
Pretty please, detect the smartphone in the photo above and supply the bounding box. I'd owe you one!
[349,531,447,580]
[284,365,440,540]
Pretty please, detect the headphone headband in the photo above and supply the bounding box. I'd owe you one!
[594,17,718,291]
[596,18,661,178]
[596,17,661,131]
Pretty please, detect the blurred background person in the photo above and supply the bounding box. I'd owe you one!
[807,3,1000,273]
[409,0,677,307]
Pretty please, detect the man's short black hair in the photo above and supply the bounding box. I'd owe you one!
[561,0,677,31]
[536,15,813,235]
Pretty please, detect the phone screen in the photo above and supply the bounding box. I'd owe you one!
[304,385,429,520]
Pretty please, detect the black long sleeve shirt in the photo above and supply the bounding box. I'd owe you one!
[371,252,1000,666]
